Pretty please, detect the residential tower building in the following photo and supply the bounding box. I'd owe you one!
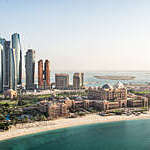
[55,74,69,90]
[3,41,11,90]
[38,59,50,89]
[9,48,17,90]
[11,33,22,85]
[25,49,35,90]
[0,38,5,92]
[73,73,84,89]
[44,60,50,88]
[38,60,44,89]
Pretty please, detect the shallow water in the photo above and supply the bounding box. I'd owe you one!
[1,119,150,150]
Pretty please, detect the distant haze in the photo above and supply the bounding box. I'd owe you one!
[1,0,150,72]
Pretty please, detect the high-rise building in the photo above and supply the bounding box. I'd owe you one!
[3,41,11,90]
[38,60,44,89]
[55,74,69,90]
[25,49,35,90]
[73,73,84,89]
[38,59,50,89]
[0,33,22,92]
[10,48,17,90]
[11,33,22,85]
[2,41,17,91]
[44,60,50,88]
[0,38,5,92]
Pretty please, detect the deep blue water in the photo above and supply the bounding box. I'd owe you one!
[1,119,150,150]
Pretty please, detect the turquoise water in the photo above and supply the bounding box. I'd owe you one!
[1,119,150,150]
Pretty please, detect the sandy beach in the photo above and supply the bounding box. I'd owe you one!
[1,112,150,141]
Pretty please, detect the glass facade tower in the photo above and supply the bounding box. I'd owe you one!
[3,41,10,90]
[25,49,35,90]
[0,33,22,92]
[10,48,17,90]
[0,38,5,92]
[11,33,22,85]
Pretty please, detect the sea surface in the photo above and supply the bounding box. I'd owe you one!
[22,71,150,87]
[1,119,150,150]
[51,71,150,86]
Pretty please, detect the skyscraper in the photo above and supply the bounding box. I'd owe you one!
[10,48,17,90]
[25,49,35,90]
[11,33,22,85]
[0,38,5,92]
[38,60,44,89]
[38,59,50,89]
[0,44,2,92]
[73,73,84,89]
[3,41,11,90]
[44,60,50,88]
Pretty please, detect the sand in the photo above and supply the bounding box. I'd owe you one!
[0,112,150,141]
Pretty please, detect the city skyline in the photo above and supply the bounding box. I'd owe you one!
[1,1,150,149]
[1,0,150,71]
[0,33,22,91]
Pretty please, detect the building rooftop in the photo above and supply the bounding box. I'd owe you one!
[102,84,113,89]
[114,81,125,89]
[55,73,69,76]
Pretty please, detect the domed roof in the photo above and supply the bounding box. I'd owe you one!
[102,84,113,89]
[114,81,124,89]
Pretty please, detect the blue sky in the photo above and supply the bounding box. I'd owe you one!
[1,0,150,71]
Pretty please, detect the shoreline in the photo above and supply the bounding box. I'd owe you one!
[1,112,150,142]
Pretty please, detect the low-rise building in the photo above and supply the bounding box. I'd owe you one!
[88,82,127,102]
[48,103,69,119]
[93,100,127,111]
[127,96,148,107]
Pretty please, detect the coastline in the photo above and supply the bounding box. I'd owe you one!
[1,112,150,142]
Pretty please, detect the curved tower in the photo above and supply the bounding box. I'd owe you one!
[11,33,22,85]
[10,48,17,90]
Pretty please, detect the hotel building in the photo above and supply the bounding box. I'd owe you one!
[25,49,35,90]
[88,82,127,101]
[38,60,43,89]
[9,48,17,90]
[88,82,127,110]
[73,73,84,89]
[0,33,22,92]
[38,59,50,89]
[3,41,11,90]
[11,33,22,85]
[0,38,5,92]
[44,60,50,88]
[55,74,69,90]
